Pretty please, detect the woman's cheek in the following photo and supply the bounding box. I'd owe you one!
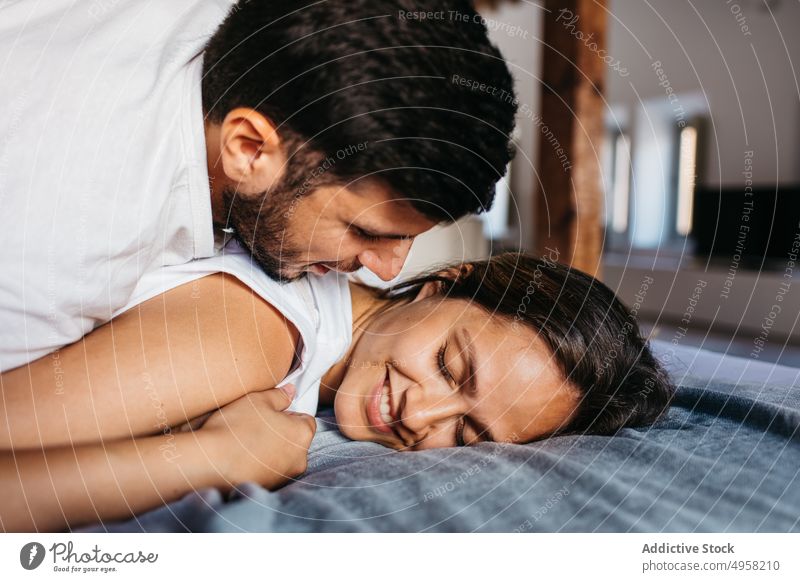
[332,387,358,436]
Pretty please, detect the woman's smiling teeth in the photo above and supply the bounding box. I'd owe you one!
[380,381,392,424]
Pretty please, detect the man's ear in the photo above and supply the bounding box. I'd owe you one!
[219,108,286,197]
[411,263,475,303]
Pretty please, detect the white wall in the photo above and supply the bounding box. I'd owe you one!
[604,0,800,344]
[608,0,800,186]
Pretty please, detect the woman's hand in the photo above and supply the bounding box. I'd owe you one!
[199,385,317,489]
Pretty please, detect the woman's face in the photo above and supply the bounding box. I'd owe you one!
[333,293,581,450]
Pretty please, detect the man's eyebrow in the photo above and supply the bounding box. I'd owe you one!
[459,329,496,444]
[350,223,414,240]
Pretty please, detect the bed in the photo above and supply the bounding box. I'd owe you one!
[77,339,800,532]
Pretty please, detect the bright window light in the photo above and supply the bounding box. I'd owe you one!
[611,133,631,234]
[676,126,698,236]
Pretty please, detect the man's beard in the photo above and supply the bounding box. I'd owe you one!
[220,185,305,283]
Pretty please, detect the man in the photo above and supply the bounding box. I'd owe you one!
[0,0,516,372]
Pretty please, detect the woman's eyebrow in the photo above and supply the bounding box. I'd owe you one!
[459,329,496,443]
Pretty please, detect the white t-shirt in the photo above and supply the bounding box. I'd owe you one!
[113,239,354,416]
[0,0,236,372]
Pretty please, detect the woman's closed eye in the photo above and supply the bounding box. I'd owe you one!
[437,343,455,385]
[454,415,466,447]
[436,343,467,447]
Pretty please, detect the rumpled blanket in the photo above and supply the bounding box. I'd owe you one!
[77,340,800,532]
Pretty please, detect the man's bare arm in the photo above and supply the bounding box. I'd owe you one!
[0,273,299,449]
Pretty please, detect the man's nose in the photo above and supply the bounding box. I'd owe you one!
[358,239,413,281]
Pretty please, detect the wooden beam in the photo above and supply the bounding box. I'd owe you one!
[534,0,607,277]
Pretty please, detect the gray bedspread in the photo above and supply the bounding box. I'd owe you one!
[77,340,800,532]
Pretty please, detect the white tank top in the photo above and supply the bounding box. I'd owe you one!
[112,239,353,416]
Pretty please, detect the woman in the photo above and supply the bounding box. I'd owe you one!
[0,241,673,531]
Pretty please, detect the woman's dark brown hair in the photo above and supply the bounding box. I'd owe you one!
[386,252,675,438]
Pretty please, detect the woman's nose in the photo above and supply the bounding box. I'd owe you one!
[400,382,462,438]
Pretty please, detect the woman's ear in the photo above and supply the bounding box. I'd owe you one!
[411,280,441,303]
[410,263,474,303]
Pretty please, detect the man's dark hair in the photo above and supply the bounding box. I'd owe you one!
[202,0,517,222]
[386,253,676,440]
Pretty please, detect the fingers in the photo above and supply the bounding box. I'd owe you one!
[253,384,296,411]
[250,385,315,437]
[275,384,296,411]
[288,411,317,436]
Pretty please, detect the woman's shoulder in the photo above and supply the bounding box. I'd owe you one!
[208,239,352,341]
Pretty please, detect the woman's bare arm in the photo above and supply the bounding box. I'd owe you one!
[0,386,315,532]
[1,423,229,532]
[0,273,299,449]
